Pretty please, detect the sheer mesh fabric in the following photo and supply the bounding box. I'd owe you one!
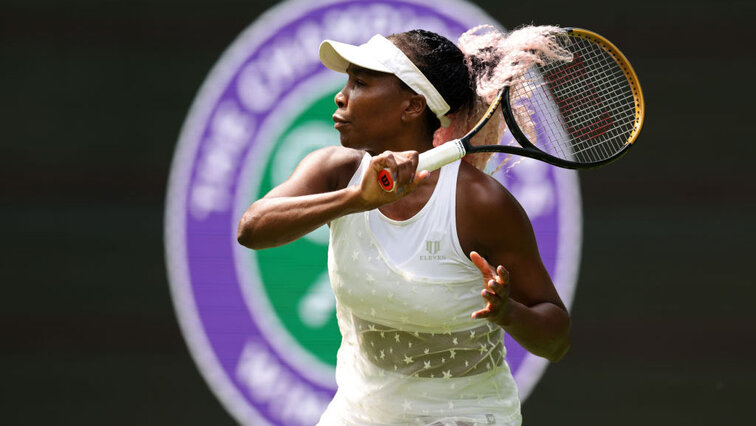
[317,155,521,426]
[354,315,505,379]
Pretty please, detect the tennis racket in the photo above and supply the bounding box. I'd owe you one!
[378,28,645,192]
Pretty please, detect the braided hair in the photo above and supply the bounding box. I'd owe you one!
[388,30,475,132]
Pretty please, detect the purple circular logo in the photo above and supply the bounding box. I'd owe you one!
[165,0,582,424]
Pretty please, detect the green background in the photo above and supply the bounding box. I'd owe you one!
[253,90,341,366]
[2,0,754,424]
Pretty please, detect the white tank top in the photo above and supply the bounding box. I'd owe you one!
[318,153,521,426]
[368,155,478,281]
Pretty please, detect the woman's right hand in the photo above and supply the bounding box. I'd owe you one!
[358,150,429,210]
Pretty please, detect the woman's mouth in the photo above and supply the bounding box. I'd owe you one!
[333,115,349,129]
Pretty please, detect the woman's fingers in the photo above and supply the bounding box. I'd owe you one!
[370,150,424,195]
[496,265,510,285]
[393,150,418,195]
[469,251,494,279]
[470,253,513,321]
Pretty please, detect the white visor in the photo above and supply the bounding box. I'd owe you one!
[319,34,451,127]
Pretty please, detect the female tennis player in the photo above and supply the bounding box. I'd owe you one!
[237,25,571,426]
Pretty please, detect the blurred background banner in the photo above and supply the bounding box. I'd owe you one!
[2,0,755,425]
[165,0,581,424]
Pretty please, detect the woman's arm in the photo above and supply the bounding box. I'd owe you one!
[237,146,427,250]
[237,146,361,249]
[469,251,571,362]
[458,165,570,362]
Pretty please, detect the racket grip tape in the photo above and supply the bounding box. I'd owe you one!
[378,140,466,192]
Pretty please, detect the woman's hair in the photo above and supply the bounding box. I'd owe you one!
[388,29,475,132]
[389,25,572,171]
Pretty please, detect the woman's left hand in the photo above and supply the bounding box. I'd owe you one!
[470,251,513,325]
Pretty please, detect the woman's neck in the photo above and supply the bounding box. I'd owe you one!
[378,126,435,154]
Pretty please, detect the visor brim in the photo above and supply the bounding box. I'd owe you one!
[319,40,393,74]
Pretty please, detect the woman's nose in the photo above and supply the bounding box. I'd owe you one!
[334,90,346,108]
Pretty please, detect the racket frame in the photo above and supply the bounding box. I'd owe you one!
[388,27,646,190]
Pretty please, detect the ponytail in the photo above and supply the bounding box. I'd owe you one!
[391,25,572,172]
[434,25,572,171]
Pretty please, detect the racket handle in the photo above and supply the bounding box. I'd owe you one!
[417,139,466,172]
[378,140,466,192]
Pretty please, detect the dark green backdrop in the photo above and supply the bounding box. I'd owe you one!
[2,0,754,424]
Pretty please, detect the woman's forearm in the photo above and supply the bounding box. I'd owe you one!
[498,300,571,362]
[237,185,365,249]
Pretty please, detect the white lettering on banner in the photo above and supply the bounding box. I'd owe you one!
[237,4,455,114]
[190,101,255,219]
[236,341,331,425]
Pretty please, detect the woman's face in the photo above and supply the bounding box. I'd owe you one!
[332,65,412,153]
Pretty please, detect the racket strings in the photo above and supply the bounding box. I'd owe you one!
[512,35,637,163]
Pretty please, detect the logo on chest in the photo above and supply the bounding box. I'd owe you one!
[420,239,446,261]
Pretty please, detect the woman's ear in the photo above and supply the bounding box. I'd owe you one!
[402,93,427,123]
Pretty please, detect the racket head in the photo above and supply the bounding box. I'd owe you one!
[469,28,645,169]
[567,28,645,146]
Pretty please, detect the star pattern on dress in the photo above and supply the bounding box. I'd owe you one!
[331,217,515,411]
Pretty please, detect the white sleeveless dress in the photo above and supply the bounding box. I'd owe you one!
[318,153,521,426]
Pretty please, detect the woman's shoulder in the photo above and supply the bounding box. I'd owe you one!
[314,145,365,168]
[457,161,520,213]
[304,146,365,191]
[456,160,533,254]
